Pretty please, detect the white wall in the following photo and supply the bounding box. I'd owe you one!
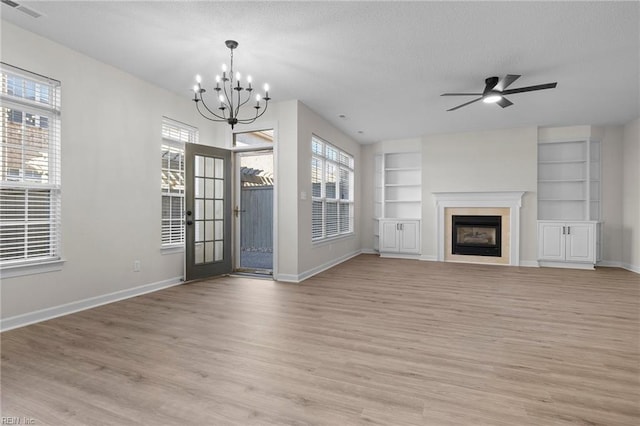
[599,126,625,264]
[622,117,640,272]
[0,21,234,320]
[295,102,362,279]
[422,127,538,263]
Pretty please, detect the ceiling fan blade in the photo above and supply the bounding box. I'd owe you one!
[495,74,521,91]
[482,76,499,95]
[502,82,557,95]
[496,97,513,108]
[441,93,483,96]
[446,97,483,111]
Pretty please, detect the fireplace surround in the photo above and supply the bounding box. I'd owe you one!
[433,191,524,266]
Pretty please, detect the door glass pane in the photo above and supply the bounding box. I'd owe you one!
[205,200,214,220]
[205,241,214,262]
[195,221,204,242]
[195,156,204,177]
[195,242,204,264]
[215,220,223,239]
[195,178,204,198]
[214,241,223,261]
[205,178,214,198]
[195,199,204,220]
[215,200,223,219]
[205,221,214,240]
[205,157,214,177]
[215,179,223,198]
[214,158,223,178]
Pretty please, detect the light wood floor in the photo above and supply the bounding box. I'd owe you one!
[2,255,639,425]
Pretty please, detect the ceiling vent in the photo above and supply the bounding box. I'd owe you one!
[1,0,43,18]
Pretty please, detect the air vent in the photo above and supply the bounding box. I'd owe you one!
[1,0,43,18]
[16,4,42,18]
[1,0,20,8]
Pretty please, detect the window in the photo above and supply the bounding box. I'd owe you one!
[311,135,354,241]
[0,63,61,266]
[161,117,198,247]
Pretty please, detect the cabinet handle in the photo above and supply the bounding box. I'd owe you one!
[400,223,404,231]
[567,226,570,235]
[562,226,565,235]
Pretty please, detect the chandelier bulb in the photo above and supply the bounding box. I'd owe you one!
[195,74,202,83]
[236,72,241,81]
[263,83,269,92]
[222,64,228,72]
[215,75,221,83]
[247,76,252,83]
[218,94,225,103]
[193,84,199,93]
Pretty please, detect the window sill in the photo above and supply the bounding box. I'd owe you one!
[0,259,65,279]
[312,233,356,247]
[161,245,184,255]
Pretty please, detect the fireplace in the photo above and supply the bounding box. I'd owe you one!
[452,215,502,257]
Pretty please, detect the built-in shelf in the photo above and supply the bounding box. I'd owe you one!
[537,138,600,222]
[374,152,422,255]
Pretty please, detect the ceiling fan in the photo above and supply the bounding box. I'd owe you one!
[441,74,557,111]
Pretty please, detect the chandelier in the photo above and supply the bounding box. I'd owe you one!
[192,40,271,129]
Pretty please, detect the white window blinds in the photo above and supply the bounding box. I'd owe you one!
[0,63,62,265]
[161,117,197,246]
[311,135,354,241]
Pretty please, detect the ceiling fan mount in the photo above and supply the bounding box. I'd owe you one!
[441,74,557,111]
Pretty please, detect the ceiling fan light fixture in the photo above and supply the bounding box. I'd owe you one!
[483,94,502,104]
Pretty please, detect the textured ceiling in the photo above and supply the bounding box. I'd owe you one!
[2,1,638,143]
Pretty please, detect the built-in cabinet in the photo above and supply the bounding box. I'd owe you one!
[537,138,601,269]
[379,220,420,254]
[374,152,421,256]
[537,221,598,268]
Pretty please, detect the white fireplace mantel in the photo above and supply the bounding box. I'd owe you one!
[432,191,525,266]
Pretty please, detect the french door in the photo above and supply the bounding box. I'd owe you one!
[184,143,232,281]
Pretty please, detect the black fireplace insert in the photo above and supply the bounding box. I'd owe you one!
[452,215,502,257]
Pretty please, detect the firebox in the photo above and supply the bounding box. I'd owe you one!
[452,215,502,257]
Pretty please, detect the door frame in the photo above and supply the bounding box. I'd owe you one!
[234,148,275,275]
[229,123,279,279]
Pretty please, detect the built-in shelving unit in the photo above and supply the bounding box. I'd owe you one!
[537,138,602,268]
[373,152,421,255]
[537,139,600,221]
[382,153,421,219]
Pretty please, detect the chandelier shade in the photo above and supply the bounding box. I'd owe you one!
[192,40,271,129]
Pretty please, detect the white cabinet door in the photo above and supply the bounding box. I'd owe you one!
[380,220,400,252]
[565,223,595,262]
[398,221,420,253]
[538,222,565,261]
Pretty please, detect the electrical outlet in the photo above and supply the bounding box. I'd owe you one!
[133,260,141,272]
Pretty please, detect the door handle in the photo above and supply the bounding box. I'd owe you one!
[186,220,193,226]
[234,206,246,217]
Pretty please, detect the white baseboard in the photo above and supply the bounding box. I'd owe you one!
[519,260,540,268]
[1,277,183,332]
[360,248,378,255]
[621,263,640,274]
[538,261,595,270]
[379,253,422,260]
[276,250,362,283]
[420,255,438,262]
